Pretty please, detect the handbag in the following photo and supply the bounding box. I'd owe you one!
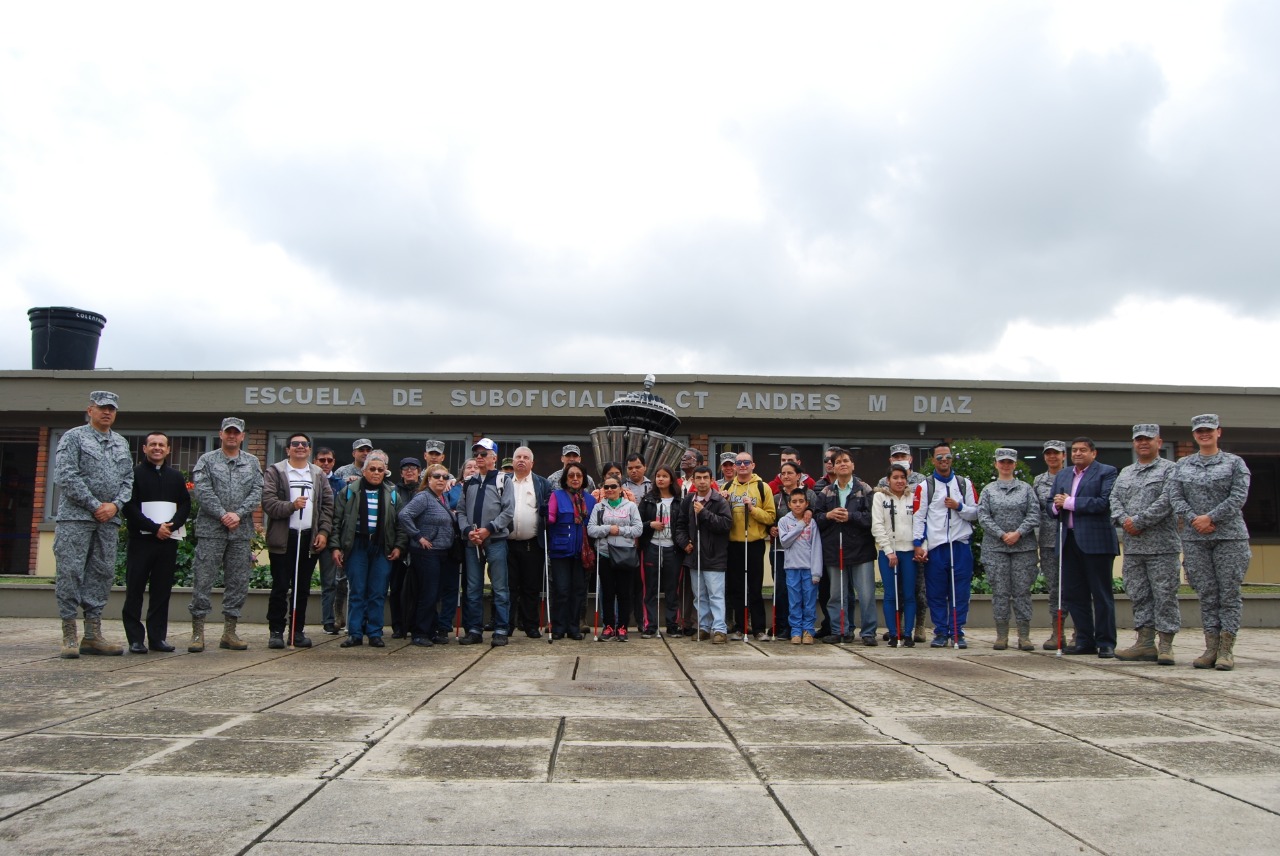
[610,541,639,569]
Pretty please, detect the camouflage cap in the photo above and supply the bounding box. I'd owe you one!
[1191,414,1220,430]
[221,417,246,433]
[88,390,119,409]
[1043,440,1067,453]
[561,444,582,456]
[424,439,445,453]
[995,447,1018,462]
[353,438,373,450]
[719,452,737,464]
[889,444,911,457]
[1132,424,1160,439]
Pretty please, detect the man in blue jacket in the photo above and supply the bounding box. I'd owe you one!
[1048,437,1120,657]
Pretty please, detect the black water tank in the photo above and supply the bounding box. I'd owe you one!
[28,307,107,370]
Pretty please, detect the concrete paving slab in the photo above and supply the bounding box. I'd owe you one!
[1175,708,1280,739]
[562,716,728,744]
[698,681,856,718]
[815,681,992,716]
[0,774,317,855]
[216,712,396,742]
[119,676,330,712]
[574,655,688,681]
[747,744,953,783]
[343,742,552,781]
[990,689,1269,715]
[129,738,364,777]
[1034,712,1220,741]
[42,708,237,737]
[0,734,178,773]
[1113,738,1280,777]
[876,713,1071,744]
[424,692,707,718]
[268,677,445,714]
[773,781,1087,855]
[925,741,1162,781]
[1197,775,1280,813]
[267,781,802,847]
[553,744,754,781]
[722,716,893,745]
[0,772,93,821]
[383,714,561,743]
[996,778,1280,855]
[248,845,812,856]
[0,704,105,734]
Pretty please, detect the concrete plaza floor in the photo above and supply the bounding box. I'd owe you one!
[1,617,1278,855]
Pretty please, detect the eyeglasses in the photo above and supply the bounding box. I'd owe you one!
[473,450,491,457]
[735,460,753,466]
[603,484,621,490]
[289,441,311,448]
[934,454,953,461]
[429,473,450,480]
[365,466,387,473]
[823,458,834,464]
[316,457,334,463]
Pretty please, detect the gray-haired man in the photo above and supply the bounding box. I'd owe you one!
[188,417,263,652]
[53,390,133,658]
[1111,424,1181,665]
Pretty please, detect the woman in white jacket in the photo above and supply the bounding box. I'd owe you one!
[871,463,920,647]
[587,477,643,640]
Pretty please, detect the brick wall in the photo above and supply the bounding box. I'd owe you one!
[27,425,49,573]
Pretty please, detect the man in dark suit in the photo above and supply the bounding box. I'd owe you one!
[1048,437,1120,657]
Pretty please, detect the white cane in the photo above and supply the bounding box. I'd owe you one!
[289,481,311,649]
[947,485,958,650]
[656,530,663,641]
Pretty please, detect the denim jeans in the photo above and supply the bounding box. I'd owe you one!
[463,539,509,636]
[878,551,917,638]
[694,569,727,633]
[826,560,877,639]
[345,536,391,640]
[926,540,973,638]
[784,568,817,636]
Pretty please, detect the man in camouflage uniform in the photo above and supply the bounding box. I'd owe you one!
[53,390,134,658]
[187,417,263,652]
[1110,424,1181,665]
[1166,414,1251,671]
[1033,440,1072,649]
[877,444,927,643]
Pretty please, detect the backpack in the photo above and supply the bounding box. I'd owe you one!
[921,474,969,509]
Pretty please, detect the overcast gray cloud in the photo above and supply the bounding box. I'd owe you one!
[1,1,1276,385]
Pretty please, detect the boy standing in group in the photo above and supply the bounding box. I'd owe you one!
[777,489,823,644]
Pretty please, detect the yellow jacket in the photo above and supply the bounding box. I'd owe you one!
[723,474,776,542]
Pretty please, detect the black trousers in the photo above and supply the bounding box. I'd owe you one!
[388,557,416,636]
[640,543,680,632]
[123,536,179,645]
[550,555,587,636]
[769,541,791,637]
[1062,529,1117,648]
[726,540,767,634]
[267,529,318,635]
[507,538,545,632]
[598,554,634,629]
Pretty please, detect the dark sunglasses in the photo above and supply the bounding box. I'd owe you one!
[289,441,311,448]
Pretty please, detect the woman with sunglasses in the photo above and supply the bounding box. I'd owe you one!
[593,461,638,503]
[587,475,642,640]
[331,450,408,648]
[546,462,596,640]
[397,463,459,647]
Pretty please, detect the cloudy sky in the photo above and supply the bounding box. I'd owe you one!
[1,1,1275,387]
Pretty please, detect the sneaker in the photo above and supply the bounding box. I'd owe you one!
[822,635,842,645]
[640,630,656,639]
[667,626,680,637]
[323,623,338,635]
[728,631,744,642]
[601,626,615,640]
[411,636,433,647]
[956,636,968,650]
[902,637,915,648]
[791,635,802,645]
[268,632,285,649]
[491,633,508,647]
[862,636,877,647]
[753,632,769,642]
[888,637,899,648]
[711,631,727,644]
[616,626,628,642]
[458,632,483,646]
[801,632,814,645]
[930,635,949,648]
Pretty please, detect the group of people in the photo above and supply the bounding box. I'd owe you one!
[51,390,1251,671]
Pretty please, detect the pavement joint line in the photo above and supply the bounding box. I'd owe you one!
[257,674,340,713]
[847,645,1280,816]
[571,655,580,680]
[0,772,103,823]
[546,715,567,782]
[986,782,1113,855]
[807,680,873,717]
[666,640,819,856]
[232,780,330,856]
[117,736,198,773]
